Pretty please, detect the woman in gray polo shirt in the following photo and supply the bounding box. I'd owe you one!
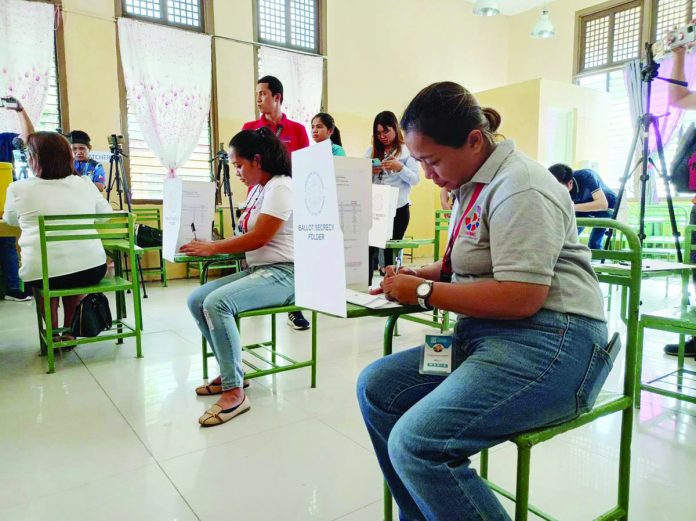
[357,82,609,520]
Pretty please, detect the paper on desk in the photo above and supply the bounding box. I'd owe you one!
[163,178,215,261]
[369,184,399,248]
[345,288,400,309]
[335,157,372,290]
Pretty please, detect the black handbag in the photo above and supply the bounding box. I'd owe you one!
[135,223,163,248]
[71,293,113,338]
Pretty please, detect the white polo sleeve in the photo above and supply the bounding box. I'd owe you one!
[259,177,293,221]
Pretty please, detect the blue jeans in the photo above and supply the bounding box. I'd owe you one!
[576,210,613,249]
[186,263,295,390]
[0,237,21,290]
[357,310,609,520]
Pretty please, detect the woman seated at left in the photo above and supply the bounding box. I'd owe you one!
[183,127,295,427]
[2,132,112,341]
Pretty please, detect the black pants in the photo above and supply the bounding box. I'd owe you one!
[369,204,410,286]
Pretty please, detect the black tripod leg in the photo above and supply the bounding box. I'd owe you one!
[651,118,684,263]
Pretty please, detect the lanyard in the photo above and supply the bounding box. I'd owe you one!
[239,185,263,234]
[440,182,485,282]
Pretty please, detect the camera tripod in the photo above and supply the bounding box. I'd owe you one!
[606,42,685,264]
[105,135,148,298]
[210,142,236,232]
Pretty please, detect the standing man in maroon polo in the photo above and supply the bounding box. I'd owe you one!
[242,75,311,331]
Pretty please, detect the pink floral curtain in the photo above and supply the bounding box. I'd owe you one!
[117,18,211,177]
[0,0,55,133]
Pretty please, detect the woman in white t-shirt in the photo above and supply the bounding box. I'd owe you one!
[3,132,112,341]
[182,127,295,427]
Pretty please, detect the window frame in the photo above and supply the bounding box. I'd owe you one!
[255,0,322,54]
[120,0,206,33]
[650,0,696,42]
[115,0,214,203]
[577,0,644,75]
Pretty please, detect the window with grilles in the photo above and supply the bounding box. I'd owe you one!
[654,0,692,41]
[257,0,319,53]
[126,103,212,200]
[122,0,202,30]
[580,1,642,73]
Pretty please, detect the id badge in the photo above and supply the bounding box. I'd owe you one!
[419,334,454,375]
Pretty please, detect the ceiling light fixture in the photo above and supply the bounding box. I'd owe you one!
[473,0,500,17]
[531,4,555,39]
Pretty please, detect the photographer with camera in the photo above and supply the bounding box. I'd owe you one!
[67,130,106,192]
[0,96,34,301]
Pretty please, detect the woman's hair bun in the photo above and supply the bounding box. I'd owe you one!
[481,107,501,133]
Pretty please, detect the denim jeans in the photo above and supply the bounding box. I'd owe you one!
[575,210,613,250]
[357,310,609,521]
[0,237,21,290]
[187,263,295,390]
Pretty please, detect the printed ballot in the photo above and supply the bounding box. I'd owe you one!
[162,178,215,261]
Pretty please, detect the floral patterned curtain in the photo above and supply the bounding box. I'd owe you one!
[258,47,324,137]
[0,0,54,133]
[118,18,211,177]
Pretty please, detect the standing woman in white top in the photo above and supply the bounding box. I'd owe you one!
[366,111,419,286]
[183,127,295,427]
[3,132,112,340]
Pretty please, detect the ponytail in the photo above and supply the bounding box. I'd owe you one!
[229,127,291,177]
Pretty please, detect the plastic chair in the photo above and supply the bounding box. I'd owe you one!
[35,212,143,373]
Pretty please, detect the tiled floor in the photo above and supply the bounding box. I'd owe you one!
[1,275,695,520]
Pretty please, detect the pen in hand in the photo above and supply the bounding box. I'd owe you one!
[191,222,198,241]
[394,256,402,274]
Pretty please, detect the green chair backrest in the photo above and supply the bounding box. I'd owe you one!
[38,212,134,285]
[577,217,641,399]
[627,204,688,237]
[132,207,162,228]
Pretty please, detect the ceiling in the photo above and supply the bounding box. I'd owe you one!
[464,0,556,16]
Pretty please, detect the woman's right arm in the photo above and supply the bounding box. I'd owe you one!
[179,214,283,256]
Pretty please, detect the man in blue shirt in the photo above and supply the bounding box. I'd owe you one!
[0,97,34,301]
[67,130,106,191]
[549,163,617,250]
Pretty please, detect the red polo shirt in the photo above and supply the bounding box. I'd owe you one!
[242,113,309,153]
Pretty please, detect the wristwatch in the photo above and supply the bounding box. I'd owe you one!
[416,280,434,310]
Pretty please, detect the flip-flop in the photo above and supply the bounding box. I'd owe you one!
[198,395,250,427]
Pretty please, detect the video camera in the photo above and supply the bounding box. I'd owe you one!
[0,96,19,110]
[107,134,125,153]
[666,23,696,51]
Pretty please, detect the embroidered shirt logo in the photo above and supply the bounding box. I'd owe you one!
[463,204,482,238]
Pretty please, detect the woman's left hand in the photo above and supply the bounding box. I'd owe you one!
[383,274,423,305]
[381,159,403,172]
[179,240,217,257]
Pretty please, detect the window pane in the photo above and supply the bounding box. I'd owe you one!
[167,0,201,28]
[124,0,162,19]
[258,0,287,45]
[612,6,641,62]
[584,16,610,69]
[37,44,61,132]
[290,0,316,50]
[606,69,634,191]
[655,0,689,41]
[127,104,212,200]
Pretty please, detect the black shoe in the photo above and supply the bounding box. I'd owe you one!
[663,337,696,357]
[4,288,32,302]
[287,311,310,331]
